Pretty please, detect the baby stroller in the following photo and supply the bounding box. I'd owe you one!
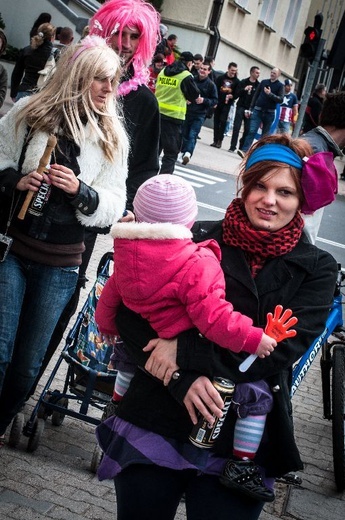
[8,251,117,471]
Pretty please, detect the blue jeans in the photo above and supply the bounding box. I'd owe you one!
[277,120,291,134]
[15,91,32,102]
[181,113,205,156]
[0,253,78,434]
[242,109,275,151]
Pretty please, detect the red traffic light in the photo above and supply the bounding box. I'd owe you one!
[304,26,320,42]
[300,24,322,61]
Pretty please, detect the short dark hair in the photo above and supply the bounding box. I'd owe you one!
[59,27,74,44]
[193,53,203,61]
[228,62,237,69]
[250,66,260,73]
[319,92,345,129]
[202,59,212,69]
[314,83,326,94]
[153,53,165,63]
[167,34,177,41]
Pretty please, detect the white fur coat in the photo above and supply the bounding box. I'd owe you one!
[0,97,128,227]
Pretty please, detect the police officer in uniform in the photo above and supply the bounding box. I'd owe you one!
[155,51,200,173]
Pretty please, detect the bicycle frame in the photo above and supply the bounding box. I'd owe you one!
[290,265,345,400]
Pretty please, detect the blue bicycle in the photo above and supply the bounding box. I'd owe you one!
[290,263,345,491]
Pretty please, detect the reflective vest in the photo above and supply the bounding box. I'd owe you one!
[155,69,191,120]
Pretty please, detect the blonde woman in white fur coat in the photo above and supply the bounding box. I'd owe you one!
[0,36,128,447]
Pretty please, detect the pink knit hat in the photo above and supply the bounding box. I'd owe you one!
[133,174,198,228]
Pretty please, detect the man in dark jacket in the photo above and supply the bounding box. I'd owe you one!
[301,91,345,243]
[302,83,327,133]
[211,62,240,148]
[155,51,200,173]
[228,66,260,152]
[238,67,284,156]
[180,60,218,165]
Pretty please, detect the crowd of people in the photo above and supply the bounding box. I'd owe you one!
[148,47,325,169]
[5,7,334,171]
[8,12,78,102]
[0,1,344,519]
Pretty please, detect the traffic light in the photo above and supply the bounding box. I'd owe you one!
[300,13,323,62]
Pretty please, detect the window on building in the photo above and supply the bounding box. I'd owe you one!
[228,0,251,13]
[282,0,302,43]
[259,0,278,28]
[231,0,249,9]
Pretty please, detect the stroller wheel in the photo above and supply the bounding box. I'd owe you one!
[51,397,68,426]
[90,444,103,474]
[37,393,53,420]
[8,413,25,448]
[27,418,45,453]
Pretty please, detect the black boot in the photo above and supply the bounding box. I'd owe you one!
[219,459,275,502]
[101,399,119,421]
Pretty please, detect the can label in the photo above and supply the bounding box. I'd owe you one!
[28,167,51,217]
[189,377,235,448]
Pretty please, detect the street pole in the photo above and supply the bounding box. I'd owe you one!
[292,38,326,137]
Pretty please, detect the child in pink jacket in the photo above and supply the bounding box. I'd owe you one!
[95,175,277,502]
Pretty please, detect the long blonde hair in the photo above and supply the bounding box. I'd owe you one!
[16,36,127,162]
[31,23,55,49]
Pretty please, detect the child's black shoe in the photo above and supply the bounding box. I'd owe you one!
[219,459,275,502]
[101,399,119,421]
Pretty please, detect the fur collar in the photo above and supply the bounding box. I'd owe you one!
[111,222,193,240]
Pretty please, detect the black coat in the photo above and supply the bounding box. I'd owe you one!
[303,94,324,132]
[116,219,337,477]
[122,84,160,211]
[10,40,53,98]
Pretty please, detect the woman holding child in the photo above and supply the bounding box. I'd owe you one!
[96,133,337,520]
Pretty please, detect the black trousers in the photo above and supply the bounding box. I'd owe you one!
[159,118,183,174]
[213,103,231,144]
[114,464,264,520]
[230,106,251,150]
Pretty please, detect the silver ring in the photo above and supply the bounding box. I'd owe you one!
[172,371,181,380]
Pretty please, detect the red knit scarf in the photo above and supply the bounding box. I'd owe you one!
[222,198,304,277]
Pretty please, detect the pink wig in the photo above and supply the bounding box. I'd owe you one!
[90,0,160,71]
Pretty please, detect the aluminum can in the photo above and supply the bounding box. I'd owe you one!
[28,170,51,217]
[189,377,235,448]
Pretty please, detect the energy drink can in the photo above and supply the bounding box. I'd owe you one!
[189,377,235,448]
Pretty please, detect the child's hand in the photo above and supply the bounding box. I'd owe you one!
[239,305,298,372]
[255,332,277,358]
[100,333,117,345]
[265,305,298,341]
[119,210,135,222]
